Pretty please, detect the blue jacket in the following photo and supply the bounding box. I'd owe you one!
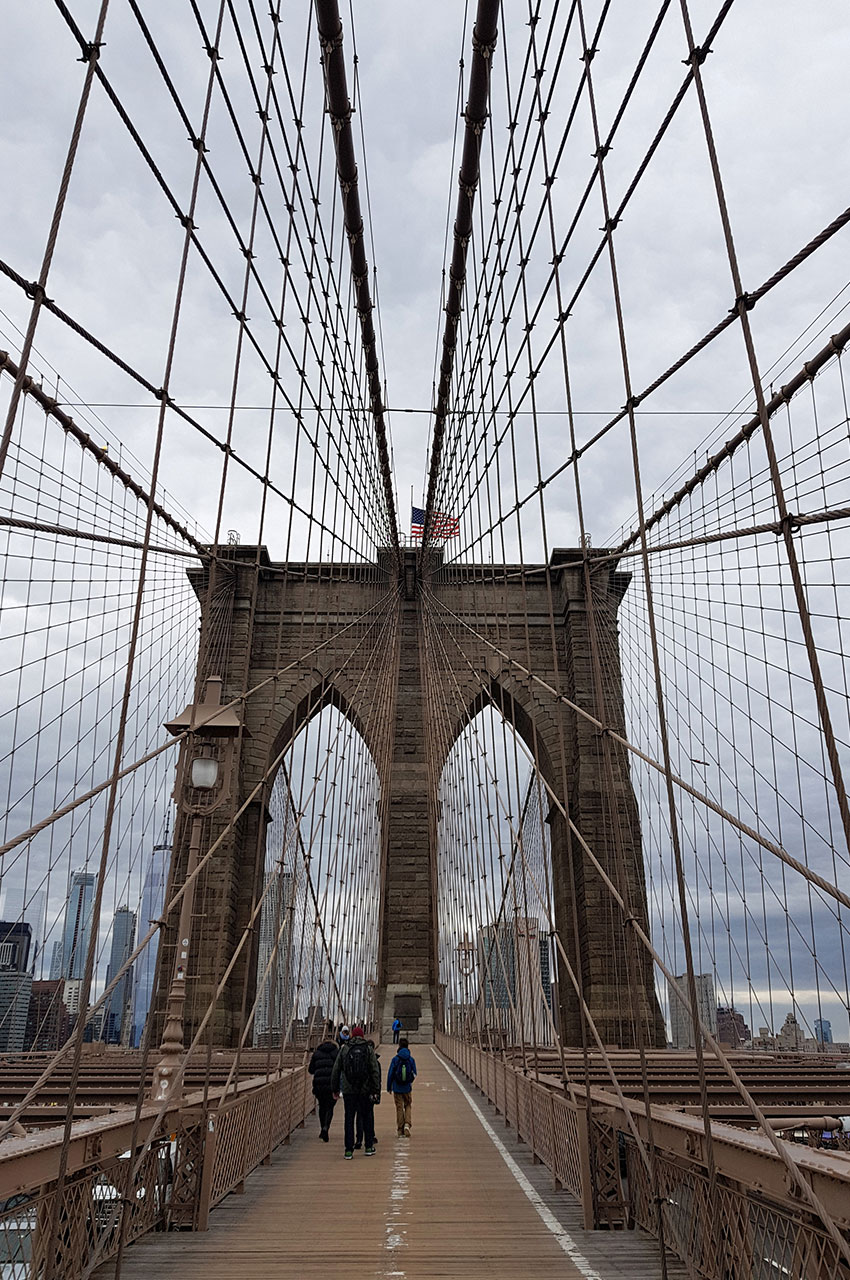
[387,1046,417,1094]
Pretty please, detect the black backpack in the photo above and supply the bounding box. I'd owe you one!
[344,1041,370,1093]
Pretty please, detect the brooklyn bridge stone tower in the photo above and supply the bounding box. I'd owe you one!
[159,544,665,1048]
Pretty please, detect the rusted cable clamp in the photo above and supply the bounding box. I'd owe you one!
[329,106,352,133]
[472,30,497,60]
[463,110,488,136]
[320,28,344,55]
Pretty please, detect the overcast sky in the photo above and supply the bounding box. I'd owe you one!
[2,0,850,1041]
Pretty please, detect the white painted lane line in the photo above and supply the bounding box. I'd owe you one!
[432,1049,604,1280]
[378,1129,410,1277]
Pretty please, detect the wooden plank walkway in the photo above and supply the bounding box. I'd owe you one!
[104,1045,685,1279]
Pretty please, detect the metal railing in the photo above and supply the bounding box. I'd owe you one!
[0,1066,313,1278]
[436,1033,850,1277]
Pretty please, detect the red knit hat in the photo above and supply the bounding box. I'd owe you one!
[351,1025,365,1038]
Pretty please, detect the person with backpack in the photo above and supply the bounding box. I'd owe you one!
[392,1016,402,1044]
[354,1039,381,1150]
[307,1035,339,1142]
[331,1024,380,1158]
[386,1036,417,1137]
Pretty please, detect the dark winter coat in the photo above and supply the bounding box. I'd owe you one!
[330,1038,381,1096]
[386,1046,417,1094]
[308,1040,339,1096]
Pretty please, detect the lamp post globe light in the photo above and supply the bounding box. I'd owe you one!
[151,676,247,1101]
[457,934,475,1040]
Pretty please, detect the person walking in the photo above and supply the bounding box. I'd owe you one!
[391,1016,402,1044]
[307,1035,339,1142]
[331,1025,380,1158]
[386,1036,417,1138]
[354,1039,380,1150]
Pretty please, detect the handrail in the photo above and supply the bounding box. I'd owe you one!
[436,1032,850,1265]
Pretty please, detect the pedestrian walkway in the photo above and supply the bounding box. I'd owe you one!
[106,1046,681,1278]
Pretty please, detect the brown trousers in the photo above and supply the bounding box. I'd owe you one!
[394,1091,412,1133]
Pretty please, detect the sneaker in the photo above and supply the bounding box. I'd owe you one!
[365,1147,376,1156]
[403,1123,411,1138]
[353,1141,362,1150]
[344,1151,353,1160]
[320,1129,329,1143]
[397,1130,404,1137]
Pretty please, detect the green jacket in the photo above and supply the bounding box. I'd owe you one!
[330,1039,380,1096]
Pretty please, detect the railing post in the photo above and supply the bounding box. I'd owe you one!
[550,1093,560,1189]
[575,1106,595,1231]
[196,1114,217,1233]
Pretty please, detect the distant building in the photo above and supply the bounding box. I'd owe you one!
[0,922,35,1052]
[669,972,717,1049]
[716,1006,751,1049]
[130,843,170,1047]
[478,922,514,1012]
[25,980,71,1051]
[54,870,95,981]
[63,979,84,1020]
[254,871,294,1047]
[102,906,136,1044]
[49,940,63,981]
[777,1011,806,1051]
[539,933,552,1011]
[815,1018,833,1045]
[0,921,32,973]
[477,916,551,1044]
[24,891,46,975]
[0,971,33,1051]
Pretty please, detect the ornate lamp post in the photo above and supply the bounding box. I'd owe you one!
[151,676,245,1100]
[457,934,475,1040]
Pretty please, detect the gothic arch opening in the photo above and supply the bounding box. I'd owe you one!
[435,704,557,1051]
[252,703,382,1048]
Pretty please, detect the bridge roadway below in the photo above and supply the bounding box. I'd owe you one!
[102,1045,684,1280]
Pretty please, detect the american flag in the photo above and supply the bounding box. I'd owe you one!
[411,506,460,540]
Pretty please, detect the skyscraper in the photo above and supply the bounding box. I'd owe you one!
[55,870,95,981]
[669,972,717,1049]
[19,890,45,974]
[130,843,170,1047]
[815,1018,833,1045]
[254,870,294,1047]
[0,923,34,1051]
[102,906,136,1044]
[477,916,552,1044]
[0,921,32,972]
[0,971,32,1051]
[478,921,515,1013]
